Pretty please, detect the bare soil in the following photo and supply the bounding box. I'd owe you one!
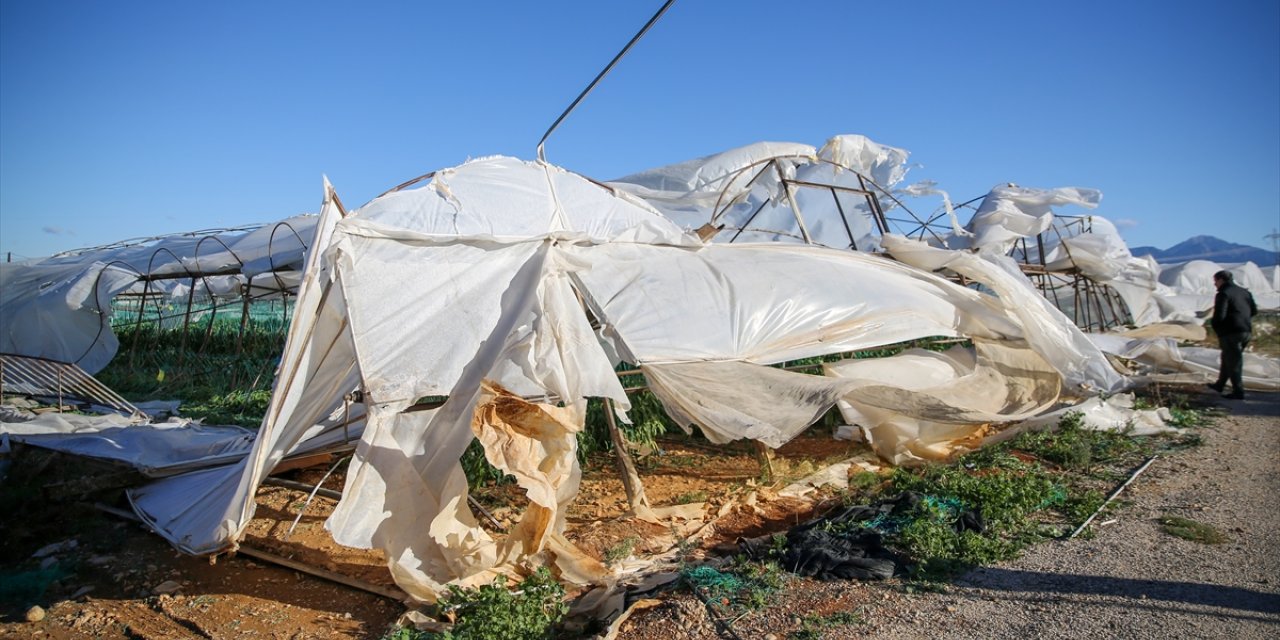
[2,388,1276,639]
[612,387,1280,640]
[0,427,856,639]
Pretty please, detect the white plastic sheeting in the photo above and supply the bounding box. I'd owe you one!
[882,235,1127,393]
[825,341,1061,464]
[1040,216,1168,326]
[947,185,1101,254]
[111,155,1144,604]
[608,134,912,251]
[1,413,254,477]
[1156,259,1280,312]
[1089,333,1280,391]
[984,393,1175,444]
[0,261,139,373]
[0,216,317,373]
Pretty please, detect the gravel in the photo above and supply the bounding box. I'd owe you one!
[615,389,1280,640]
[860,389,1280,640]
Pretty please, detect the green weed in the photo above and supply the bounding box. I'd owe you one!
[603,537,640,567]
[1004,411,1139,471]
[383,567,567,640]
[1157,516,1229,544]
[788,610,863,639]
[670,491,708,505]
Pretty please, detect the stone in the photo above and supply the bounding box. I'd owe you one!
[26,606,46,622]
[32,540,77,559]
[152,580,182,595]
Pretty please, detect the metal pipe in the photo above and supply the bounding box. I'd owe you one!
[536,0,678,162]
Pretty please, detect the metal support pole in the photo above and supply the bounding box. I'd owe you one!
[604,398,650,514]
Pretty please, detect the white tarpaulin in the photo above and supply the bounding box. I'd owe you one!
[33,154,1153,606]
[824,342,1061,464]
[883,235,1127,393]
[1089,333,1280,391]
[0,215,318,373]
[947,185,1101,255]
[608,134,912,251]
[2,414,254,477]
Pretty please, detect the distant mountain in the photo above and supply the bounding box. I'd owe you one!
[1129,235,1278,267]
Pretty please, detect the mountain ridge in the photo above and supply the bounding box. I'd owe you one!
[1129,235,1278,267]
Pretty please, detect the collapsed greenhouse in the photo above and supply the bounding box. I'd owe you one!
[2,134,1279,615]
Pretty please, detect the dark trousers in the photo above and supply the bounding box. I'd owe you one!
[1215,331,1251,393]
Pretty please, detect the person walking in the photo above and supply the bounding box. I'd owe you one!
[1207,270,1257,399]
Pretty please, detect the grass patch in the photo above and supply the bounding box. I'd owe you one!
[1157,516,1229,544]
[788,610,863,639]
[670,491,708,505]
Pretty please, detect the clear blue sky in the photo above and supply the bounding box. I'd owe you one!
[2,0,1277,260]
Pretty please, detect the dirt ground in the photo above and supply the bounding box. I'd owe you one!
[0,423,858,639]
[2,387,1276,639]
[611,387,1280,640]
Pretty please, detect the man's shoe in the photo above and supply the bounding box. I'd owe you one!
[1223,392,1245,400]
[1206,383,1225,393]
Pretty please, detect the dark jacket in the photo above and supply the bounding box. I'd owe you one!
[1212,282,1257,336]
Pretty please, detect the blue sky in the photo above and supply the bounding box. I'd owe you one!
[2,0,1277,260]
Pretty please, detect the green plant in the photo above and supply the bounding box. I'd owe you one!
[99,314,288,428]
[460,439,514,489]
[603,537,640,567]
[788,610,863,639]
[1002,411,1142,471]
[1157,516,1229,544]
[670,490,708,505]
[578,391,676,465]
[1062,489,1106,522]
[383,626,431,640]
[386,567,567,640]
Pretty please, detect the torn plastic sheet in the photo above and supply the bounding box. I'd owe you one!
[985,393,1175,444]
[641,360,861,448]
[130,183,361,556]
[1089,333,1280,391]
[883,234,1127,393]
[568,242,1019,366]
[0,415,253,477]
[606,141,818,213]
[824,341,1061,464]
[947,185,1100,255]
[0,261,139,373]
[607,134,911,252]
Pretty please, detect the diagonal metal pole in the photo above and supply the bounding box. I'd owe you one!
[536,0,677,162]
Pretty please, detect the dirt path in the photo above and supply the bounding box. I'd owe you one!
[615,390,1280,640]
[854,389,1280,640]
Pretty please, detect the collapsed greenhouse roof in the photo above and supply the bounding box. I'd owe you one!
[2,136,1279,612]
